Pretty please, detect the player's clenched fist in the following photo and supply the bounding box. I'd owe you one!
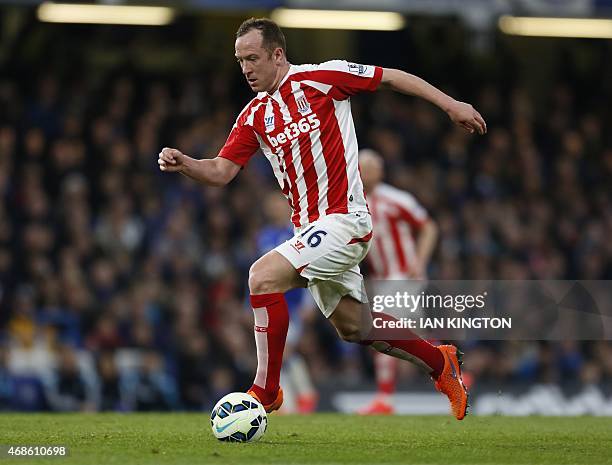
[158,147,185,172]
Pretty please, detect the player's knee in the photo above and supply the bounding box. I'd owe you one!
[335,322,364,344]
[248,262,278,294]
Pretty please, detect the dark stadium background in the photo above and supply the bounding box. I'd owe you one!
[0,1,611,415]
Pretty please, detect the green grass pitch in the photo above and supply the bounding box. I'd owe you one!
[1,413,611,465]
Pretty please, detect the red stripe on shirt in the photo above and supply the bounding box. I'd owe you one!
[288,67,383,100]
[218,99,265,167]
[270,99,301,226]
[369,195,389,278]
[367,187,427,278]
[387,213,408,272]
[394,201,426,230]
[279,82,320,224]
[316,96,349,215]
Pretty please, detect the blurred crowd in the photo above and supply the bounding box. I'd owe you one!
[0,26,611,412]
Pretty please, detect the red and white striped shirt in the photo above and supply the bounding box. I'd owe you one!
[367,183,429,279]
[219,60,383,228]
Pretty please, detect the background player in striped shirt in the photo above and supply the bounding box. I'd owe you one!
[158,17,485,420]
[358,149,439,415]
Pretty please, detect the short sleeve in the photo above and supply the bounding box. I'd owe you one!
[218,115,260,167]
[395,192,428,229]
[292,60,383,100]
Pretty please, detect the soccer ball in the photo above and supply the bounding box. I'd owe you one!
[210,392,268,442]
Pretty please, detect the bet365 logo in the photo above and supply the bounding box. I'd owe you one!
[266,114,321,148]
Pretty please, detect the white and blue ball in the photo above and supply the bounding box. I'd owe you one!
[210,392,268,442]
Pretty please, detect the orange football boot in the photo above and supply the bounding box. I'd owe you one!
[433,345,469,420]
[247,388,284,413]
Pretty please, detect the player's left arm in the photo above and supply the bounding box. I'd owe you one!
[412,218,438,279]
[380,68,487,135]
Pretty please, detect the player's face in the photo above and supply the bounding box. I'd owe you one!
[359,154,384,192]
[235,30,281,93]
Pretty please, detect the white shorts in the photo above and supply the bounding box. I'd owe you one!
[275,212,373,318]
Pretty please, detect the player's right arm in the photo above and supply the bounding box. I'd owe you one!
[158,99,262,185]
[158,148,241,187]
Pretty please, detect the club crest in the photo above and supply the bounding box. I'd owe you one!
[296,96,311,115]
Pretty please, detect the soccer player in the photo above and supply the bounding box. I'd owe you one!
[158,17,485,420]
[358,149,439,415]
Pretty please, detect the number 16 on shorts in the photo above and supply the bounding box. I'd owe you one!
[300,226,328,248]
[290,227,327,253]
